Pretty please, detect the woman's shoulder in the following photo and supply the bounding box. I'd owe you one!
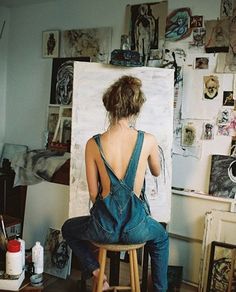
[141,131,158,147]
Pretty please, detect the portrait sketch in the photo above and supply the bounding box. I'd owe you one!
[223,91,234,106]
[42,30,60,58]
[181,123,197,147]
[195,57,209,69]
[203,75,220,100]
[62,27,112,63]
[127,1,167,66]
[50,57,90,105]
[202,122,214,140]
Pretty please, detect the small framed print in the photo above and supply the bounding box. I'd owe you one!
[42,30,60,58]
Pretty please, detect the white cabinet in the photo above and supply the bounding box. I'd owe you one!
[168,190,236,286]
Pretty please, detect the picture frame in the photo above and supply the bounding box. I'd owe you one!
[42,30,60,58]
[206,241,236,292]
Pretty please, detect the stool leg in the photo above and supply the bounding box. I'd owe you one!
[129,250,135,292]
[132,249,141,292]
[96,248,107,292]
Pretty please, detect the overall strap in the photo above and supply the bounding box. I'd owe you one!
[123,130,144,189]
[93,134,118,185]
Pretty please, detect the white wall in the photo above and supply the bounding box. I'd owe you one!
[1,0,221,149]
[0,7,9,153]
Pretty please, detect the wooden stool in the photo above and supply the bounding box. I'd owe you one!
[92,242,145,292]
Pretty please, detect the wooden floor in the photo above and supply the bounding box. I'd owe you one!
[43,269,198,292]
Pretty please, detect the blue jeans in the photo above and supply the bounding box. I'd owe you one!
[62,215,169,292]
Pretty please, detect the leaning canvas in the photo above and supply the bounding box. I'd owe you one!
[70,62,174,223]
[209,154,236,198]
[44,228,72,279]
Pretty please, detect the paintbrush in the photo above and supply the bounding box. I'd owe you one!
[0,229,7,251]
[0,215,7,241]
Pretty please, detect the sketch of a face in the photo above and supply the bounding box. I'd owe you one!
[56,61,73,105]
[193,28,206,46]
[204,75,219,99]
[182,124,196,146]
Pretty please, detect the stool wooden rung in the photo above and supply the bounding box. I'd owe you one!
[92,242,145,292]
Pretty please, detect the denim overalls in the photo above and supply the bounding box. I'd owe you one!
[62,130,169,292]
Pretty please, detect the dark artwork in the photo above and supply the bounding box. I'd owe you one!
[50,57,90,105]
[209,155,236,198]
[207,241,236,292]
[129,2,167,66]
[223,91,234,106]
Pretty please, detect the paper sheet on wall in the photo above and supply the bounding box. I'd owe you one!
[182,66,234,120]
[70,62,174,223]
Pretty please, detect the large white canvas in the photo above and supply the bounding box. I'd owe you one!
[70,62,174,223]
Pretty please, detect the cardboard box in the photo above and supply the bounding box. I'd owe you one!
[3,215,21,239]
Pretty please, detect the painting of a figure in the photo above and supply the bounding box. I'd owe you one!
[42,30,60,58]
[128,1,167,66]
[62,27,112,63]
[165,8,192,41]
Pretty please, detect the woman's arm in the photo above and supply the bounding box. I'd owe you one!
[147,134,161,177]
[85,138,99,203]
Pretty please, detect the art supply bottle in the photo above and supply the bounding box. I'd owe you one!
[6,239,23,276]
[16,235,25,269]
[32,241,44,274]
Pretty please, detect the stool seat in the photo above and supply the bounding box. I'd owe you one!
[92,242,145,292]
[92,242,145,252]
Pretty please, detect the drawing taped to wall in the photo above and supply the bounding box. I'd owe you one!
[195,57,209,69]
[203,75,220,100]
[181,122,197,147]
[202,122,215,140]
[223,90,234,106]
[42,30,60,58]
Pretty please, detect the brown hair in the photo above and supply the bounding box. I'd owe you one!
[102,75,146,125]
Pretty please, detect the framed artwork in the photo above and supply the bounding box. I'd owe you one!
[207,241,236,292]
[50,57,90,105]
[42,30,60,58]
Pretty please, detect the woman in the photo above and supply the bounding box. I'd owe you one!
[62,75,169,291]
